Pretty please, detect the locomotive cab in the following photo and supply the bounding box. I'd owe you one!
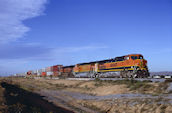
[130,55,147,67]
[130,54,143,60]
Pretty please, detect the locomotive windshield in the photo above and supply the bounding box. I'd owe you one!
[139,55,143,59]
[131,55,143,60]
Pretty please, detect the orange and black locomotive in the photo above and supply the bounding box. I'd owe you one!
[73,54,149,78]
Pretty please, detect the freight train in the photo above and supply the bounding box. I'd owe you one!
[24,54,149,78]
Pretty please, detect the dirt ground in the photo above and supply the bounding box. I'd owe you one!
[2,77,172,113]
[6,78,157,96]
[0,79,7,113]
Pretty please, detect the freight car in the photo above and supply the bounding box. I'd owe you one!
[73,54,149,78]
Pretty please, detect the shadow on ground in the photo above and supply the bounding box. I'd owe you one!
[1,82,73,113]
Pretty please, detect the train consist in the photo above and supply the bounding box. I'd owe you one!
[16,54,150,78]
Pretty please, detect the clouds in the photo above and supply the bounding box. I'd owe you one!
[0,43,51,60]
[0,43,50,75]
[0,0,48,43]
[0,44,108,60]
[0,0,48,75]
[52,45,109,53]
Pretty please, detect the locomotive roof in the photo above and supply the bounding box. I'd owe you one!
[78,54,143,65]
[78,58,116,65]
[63,65,75,68]
[128,54,143,56]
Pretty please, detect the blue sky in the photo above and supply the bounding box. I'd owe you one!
[0,0,172,75]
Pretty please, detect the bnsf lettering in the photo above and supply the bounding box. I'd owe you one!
[110,63,117,67]
[99,65,106,69]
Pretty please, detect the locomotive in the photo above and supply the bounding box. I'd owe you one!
[73,54,149,78]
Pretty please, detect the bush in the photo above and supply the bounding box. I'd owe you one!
[94,79,152,90]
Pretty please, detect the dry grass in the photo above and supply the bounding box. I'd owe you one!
[6,78,168,96]
[77,98,172,113]
[2,77,172,113]
[7,78,131,96]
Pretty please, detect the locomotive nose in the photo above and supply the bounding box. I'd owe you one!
[142,60,147,68]
[139,59,147,68]
[140,59,143,68]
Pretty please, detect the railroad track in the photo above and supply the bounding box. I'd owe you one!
[66,78,167,82]
[31,77,170,82]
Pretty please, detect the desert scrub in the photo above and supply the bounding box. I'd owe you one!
[155,81,169,94]
[55,83,68,89]
[164,79,172,83]
[84,85,91,90]
[94,78,103,87]
[160,105,167,113]
[128,80,153,91]
[81,101,105,113]
[94,79,152,90]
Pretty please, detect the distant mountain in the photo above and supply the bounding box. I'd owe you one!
[150,71,172,76]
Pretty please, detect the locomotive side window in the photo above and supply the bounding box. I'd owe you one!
[131,56,138,60]
[115,57,124,62]
[111,59,116,62]
[124,56,129,60]
[131,55,143,60]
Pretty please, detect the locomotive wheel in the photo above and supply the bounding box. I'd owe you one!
[136,70,146,78]
[120,70,129,78]
[127,71,133,78]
